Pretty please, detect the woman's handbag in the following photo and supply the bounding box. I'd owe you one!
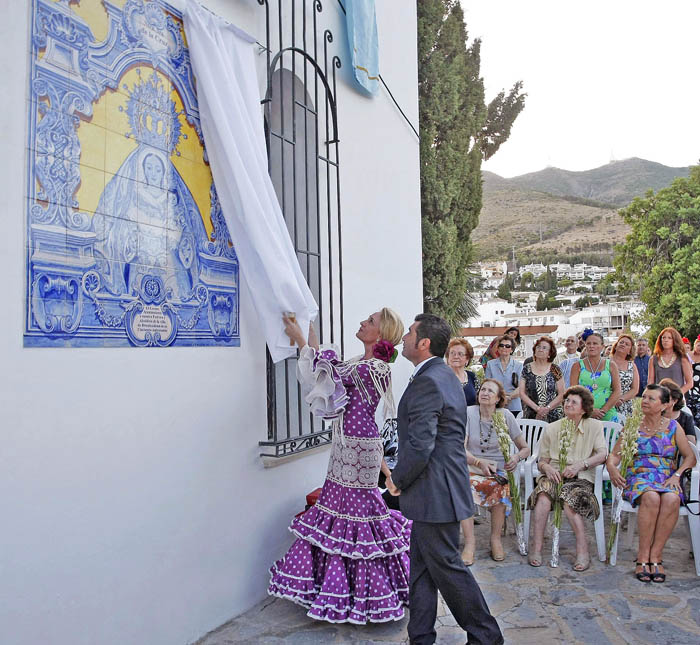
[680,469,699,515]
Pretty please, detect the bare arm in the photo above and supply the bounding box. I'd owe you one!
[562,445,606,478]
[681,356,693,394]
[547,373,566,411]
[647,356,655,386]
[606,437,626,488]
[672,425,697,479]
[570,361,581,386]
[504,434,530,472]
[517,377,535,411]
[465,449,496,476]
[602,361,621,413]
[621,363,640,403]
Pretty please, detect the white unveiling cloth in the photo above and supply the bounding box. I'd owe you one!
[183,0,318,362]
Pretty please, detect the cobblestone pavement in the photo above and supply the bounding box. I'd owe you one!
[195,509,700,644]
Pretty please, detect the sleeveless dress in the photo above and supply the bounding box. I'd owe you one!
[521,362,564,422]
[268,346,411,624]
[578,358,618,422]
[624,420,681,506]
[651,354,686,388]
[616,360,635,421]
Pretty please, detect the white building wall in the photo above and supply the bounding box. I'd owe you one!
[0,2,422,645]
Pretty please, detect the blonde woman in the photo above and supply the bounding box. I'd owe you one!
[269,308,412,623]
[611,334,640,422]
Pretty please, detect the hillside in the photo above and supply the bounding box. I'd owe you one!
[475,158,690,262]
[483,158,690,207]
[473,187,628,261]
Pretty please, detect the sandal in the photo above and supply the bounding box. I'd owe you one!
[461,547,474,566]
[528,552,542,567]
[490,542,505,562]
[634,561,651,582]
[573,555,590,572]
[650,561,666,583]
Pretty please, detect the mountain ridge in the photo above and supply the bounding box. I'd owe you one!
[474,158,690,262]
[483,157,690,207]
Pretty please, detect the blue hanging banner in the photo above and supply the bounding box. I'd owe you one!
[345,0,380,95]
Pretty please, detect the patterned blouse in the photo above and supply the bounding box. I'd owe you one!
[616,360,635,420]
[521,362,564,422]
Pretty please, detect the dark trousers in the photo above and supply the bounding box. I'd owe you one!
[408,520,503,645]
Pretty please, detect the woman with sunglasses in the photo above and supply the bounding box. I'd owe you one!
[518,336,565,422]
[484,334,523,414]
[462,378,530,564]
[479,327,521,367]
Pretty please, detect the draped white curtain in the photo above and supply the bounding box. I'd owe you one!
[183,0,318,362]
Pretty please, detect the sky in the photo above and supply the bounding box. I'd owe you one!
[460,0,700,178]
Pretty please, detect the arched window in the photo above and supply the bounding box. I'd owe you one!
[259,1,343,458]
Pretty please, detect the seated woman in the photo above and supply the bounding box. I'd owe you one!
[462,378,529,564]
[446,337,478,406]
[607,384,697,583]
[659,378,697,445]
[527,386,607,570]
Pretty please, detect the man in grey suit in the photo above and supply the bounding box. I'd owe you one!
[389,314,503,645]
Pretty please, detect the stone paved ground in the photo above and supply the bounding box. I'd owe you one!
[196,509,700,644]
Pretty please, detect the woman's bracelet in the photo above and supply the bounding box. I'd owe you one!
[474,458,482,468]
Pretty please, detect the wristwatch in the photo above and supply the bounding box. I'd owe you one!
[583,460,589,470]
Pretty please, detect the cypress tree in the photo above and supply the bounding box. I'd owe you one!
[418,1,525,328]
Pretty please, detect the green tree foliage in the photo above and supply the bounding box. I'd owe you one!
[542,266,557,292]
[536,290,558,310]
[480,81,527,161]
[613,166,700,339]
[418,0,525,328]
[520,271,534,289]
[497,280,511,302]
[575,295,599,308]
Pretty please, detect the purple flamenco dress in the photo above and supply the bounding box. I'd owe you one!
[268,345,411,623]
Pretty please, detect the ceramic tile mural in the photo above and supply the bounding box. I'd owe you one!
[24,0,240,347]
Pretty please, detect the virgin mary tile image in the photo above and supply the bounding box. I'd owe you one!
[92,72,206,302]
[25,0,240,348]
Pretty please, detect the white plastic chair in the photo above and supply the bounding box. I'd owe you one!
[518,419,548,546]
[608,442,700,575]
[592,422,622,561]
[516,418,548,483]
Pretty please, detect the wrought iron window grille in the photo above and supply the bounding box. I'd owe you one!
[258,0,344,458]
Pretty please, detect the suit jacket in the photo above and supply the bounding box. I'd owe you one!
[392,357,474,523]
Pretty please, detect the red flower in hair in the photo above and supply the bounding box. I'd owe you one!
[373,340,397,363]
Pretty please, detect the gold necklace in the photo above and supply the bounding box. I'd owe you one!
[658,353,677,369]
[639,419,661,435]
